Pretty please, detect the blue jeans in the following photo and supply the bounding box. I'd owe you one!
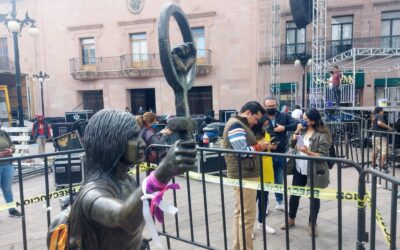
[272,156,284,203]
[0,162,16,212]
[333,86,341,105]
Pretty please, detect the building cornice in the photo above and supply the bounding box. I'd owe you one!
[67,24,103,31]
[117,18,157,26]
[328,4,363,12]
[187,11,216,19]
[281,4,364,17]
[373,0,400,7]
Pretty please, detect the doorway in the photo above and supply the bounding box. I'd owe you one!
[131,88,156,115]
[188,86,213,115]
[81,90,104,114]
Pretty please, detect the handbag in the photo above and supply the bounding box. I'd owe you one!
[286,157,295,175]
[285,148,296,175]
[327,145,336,169]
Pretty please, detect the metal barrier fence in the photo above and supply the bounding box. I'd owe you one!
[357,168,400,250]
[360,129,400,184]
[2,143,399,249]
[326,121,362,165]
[0,149,84,250]
[325,84,354,106]
[147,144,367,250]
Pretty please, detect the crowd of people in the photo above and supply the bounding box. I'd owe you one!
[222,98,334,249]
[221,96,400,249]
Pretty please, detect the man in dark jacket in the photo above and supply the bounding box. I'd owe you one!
[31,115,51,154]
[264,97,299,211]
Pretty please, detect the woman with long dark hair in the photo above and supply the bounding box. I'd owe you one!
[252,114,276,235]
[280,108,331,236]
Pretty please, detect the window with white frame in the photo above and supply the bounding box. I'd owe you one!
[80,38,96,65]
[192,27,206,64]
[130,33,148,66]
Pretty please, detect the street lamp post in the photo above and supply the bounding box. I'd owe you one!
[0,0,39,127]
[33,71,49,117]
[294,54,312,110]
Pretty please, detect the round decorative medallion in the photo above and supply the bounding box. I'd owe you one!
[127,0,144,14]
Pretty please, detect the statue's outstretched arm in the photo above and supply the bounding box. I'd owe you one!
[83,140,196,234]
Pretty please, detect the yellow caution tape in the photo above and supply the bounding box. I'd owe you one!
[187,172,391,246]
[188,172,358,201]
[363,192,391,245]
[0,162,391,246]
[0,162,157,211]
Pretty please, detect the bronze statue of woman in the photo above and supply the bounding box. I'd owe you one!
[49,110,196,249]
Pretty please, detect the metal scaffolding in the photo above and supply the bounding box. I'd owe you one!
[270,0,280,99]
[325,48,400,106]
[310,0,327,110]
[305,1,400,109]
[326,48,400,73]
[290,82,299,108]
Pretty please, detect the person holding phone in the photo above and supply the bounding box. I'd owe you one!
[252,114,276,235]
[280,108,331,237]
[264,97,299,211]
[223,101,268,250]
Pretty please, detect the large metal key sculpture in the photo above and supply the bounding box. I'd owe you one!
[158,3,197,118]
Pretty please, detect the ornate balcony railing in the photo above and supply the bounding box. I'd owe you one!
[281,36,400,64]
[69,49,212,80]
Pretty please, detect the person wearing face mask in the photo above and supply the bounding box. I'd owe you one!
[137,112,172,164]
[280,108,331,237]
[264,97,299,211]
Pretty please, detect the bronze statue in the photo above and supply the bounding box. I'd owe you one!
[49,3,198,249]
[158,3,197,117]
[49,110,196,249]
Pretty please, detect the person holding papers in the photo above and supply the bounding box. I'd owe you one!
[280,108,331,237]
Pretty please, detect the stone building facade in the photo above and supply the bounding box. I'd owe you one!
[0,0,398,119]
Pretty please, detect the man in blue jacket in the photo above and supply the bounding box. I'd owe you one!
[264,97,299,211]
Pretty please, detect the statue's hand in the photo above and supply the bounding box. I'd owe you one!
[153,140,197,184]
[171,42,196,76]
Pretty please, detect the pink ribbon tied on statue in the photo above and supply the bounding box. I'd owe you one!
[150,183,180,223]
[145,172,180,223]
